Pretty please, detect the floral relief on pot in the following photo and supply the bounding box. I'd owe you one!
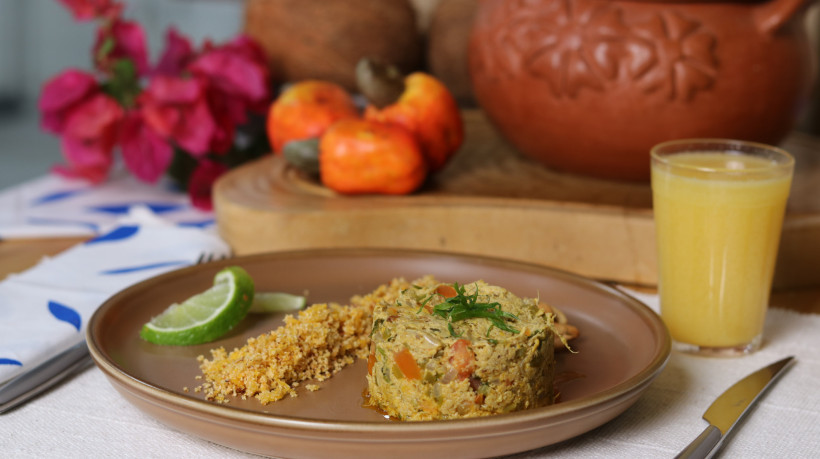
[469,0,816,181]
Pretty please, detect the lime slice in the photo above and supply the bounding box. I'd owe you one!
[250,291,307,313]
[140,266,255,346]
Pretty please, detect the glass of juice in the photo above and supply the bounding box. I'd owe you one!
[651,139,794,356]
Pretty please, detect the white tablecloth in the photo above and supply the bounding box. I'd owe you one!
[1,175,819,458]
[1,294,819,459]
[0,174,229,384]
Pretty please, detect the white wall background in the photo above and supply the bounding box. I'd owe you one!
[0,0,245,110]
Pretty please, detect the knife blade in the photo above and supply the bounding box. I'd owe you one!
[675,356,795,459]
[0,340,92,414]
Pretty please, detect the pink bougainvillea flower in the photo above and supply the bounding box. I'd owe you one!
[154,27,194,76]
[39,14,273,206]
[140,75,218,156]
[120,111,174,183]
[196,87,240,156]
[53,93,124,183]
[38,69,99,134]
[184,36,271,156]
[58,0,123,21]
[197,93,234,155]
[53,138,112,184]
[94,19,149,76]
[191,35,270,100]
[204,78,248,131]
[187,159,228,211]
[189,35,271,120]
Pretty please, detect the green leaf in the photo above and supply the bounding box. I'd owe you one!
[101,58,140,108]
[96,37,115,62]
[427,283,520,337]
[112,59,137,82]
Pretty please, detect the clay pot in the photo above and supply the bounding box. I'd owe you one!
[469,0,817,181]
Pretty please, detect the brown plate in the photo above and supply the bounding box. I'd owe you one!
[87,248,670,459]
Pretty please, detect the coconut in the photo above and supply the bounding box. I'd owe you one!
[244,0,423,92]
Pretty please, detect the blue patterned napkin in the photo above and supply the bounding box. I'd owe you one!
[0,207,231,384]
[0,171,214,239]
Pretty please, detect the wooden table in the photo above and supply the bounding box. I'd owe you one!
[214,110,820,289]
[3,236,818,314]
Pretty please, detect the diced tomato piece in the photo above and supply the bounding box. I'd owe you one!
[367,347,376,376]
[436,284,457,298]
[393,348,422,380]
[449,339,475,380]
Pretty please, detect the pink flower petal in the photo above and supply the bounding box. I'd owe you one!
[204,89,247,136]
[140,103,179,138]
[57,0,123,21]
[94,19,149,76]
[54,137,114,184]
[143,75,203,104]
[174,96,218,155]
[188,35,271,122]
[62,93,123,140]
[140,76,217,156]
[229,35,269,69]
[54,93,123,183]
[38,70,98,112]
[120,112,174,183]
[154,27,194,76]
[190,50,269,103]
[52,163,109,184]
[38,69,99,134]
[59,135,114,169]
[187,160,228,211]
[207,119,234,155]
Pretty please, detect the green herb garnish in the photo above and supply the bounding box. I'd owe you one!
[370,318,384,337]
[428,283,519,337]
[415,293,433,313]
[485,326,498,344]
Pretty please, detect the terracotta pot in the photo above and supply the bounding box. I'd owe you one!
[469,0,817,181]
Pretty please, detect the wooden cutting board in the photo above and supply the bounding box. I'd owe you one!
[213,110,820,288]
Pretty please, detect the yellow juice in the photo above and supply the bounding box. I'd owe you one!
[652,152,792,349]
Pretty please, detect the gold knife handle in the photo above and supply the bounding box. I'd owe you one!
[675,425,722,459]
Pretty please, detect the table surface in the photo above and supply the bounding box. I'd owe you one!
[2,235,819,459]
[4,236,819,314]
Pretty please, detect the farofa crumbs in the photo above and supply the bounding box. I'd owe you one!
[196,277,419,404]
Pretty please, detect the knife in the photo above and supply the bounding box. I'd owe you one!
[0,340,92,414]
[676,356,795,459]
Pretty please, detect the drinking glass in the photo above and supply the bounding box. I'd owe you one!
[651,139,794,356]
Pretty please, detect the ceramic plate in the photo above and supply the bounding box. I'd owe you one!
[87,249,670,459]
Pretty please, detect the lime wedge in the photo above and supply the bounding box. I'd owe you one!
[140,266,255,346]
[250,291,307,313]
